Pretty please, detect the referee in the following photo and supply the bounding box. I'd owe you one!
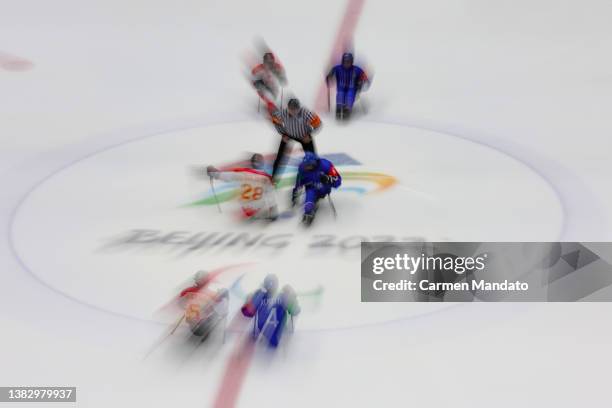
[268,98,322,181]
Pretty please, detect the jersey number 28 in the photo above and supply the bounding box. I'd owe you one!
[241,184,263,201]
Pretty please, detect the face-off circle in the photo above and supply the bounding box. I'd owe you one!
[11,121,563,330]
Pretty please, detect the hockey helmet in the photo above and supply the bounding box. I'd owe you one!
[342,52,354,66]
[263,274,279,294]
[280,285,297,306]
[302,152,320,171]
[250,153,264,170]
[263,52,275,65]
[194,270,209,285]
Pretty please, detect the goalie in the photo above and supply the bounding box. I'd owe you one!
[206,153,279,221]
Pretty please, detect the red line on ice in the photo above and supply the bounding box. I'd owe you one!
[314,0,366,112]
[0,52,33,71]
[211,3,367,403]
[212,337,256,408]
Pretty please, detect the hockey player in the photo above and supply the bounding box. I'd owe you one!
[207,153,278,220]
[325,52,370,121]
[253,285,300,348]
[268,98,322,181]
[251,52,287,107]
[178,270,213,307]
[263,285,300,348]
[292,152,342,226]
[241,274,278,318]
[241,276,300,348]
[176,271,228,337]
[184,288,229,337]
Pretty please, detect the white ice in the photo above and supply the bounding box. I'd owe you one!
[1,1,612,407]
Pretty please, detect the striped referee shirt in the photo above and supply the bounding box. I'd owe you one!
[270,107,322,141]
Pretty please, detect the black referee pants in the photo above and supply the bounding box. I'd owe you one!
[271,136,316,181]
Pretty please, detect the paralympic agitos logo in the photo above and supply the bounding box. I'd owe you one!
[187,152,397,206]
[104,152,400,254]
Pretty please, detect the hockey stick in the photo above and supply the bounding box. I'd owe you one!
[142,316,184,360]
[257,97,261,113]
[328,194,337,219]
[280,87,284,108]
[209,176,222,213]
[170,315,185,335]
[222,315,228,344]
[327,83,331,113]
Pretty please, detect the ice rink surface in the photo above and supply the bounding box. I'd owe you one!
[2,1,612,407]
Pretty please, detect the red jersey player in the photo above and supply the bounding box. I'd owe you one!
[251,52,287,106]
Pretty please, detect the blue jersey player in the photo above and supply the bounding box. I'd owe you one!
[241,275,300,348]
[292,152,342,226]
[326,52,370,121]
[255,285,300,348]
[241,274,278,319]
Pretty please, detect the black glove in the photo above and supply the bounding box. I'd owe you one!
[253,80,266,92]
[320,173,332,184]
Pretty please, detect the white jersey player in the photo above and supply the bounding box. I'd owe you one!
[207,153,278,220]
